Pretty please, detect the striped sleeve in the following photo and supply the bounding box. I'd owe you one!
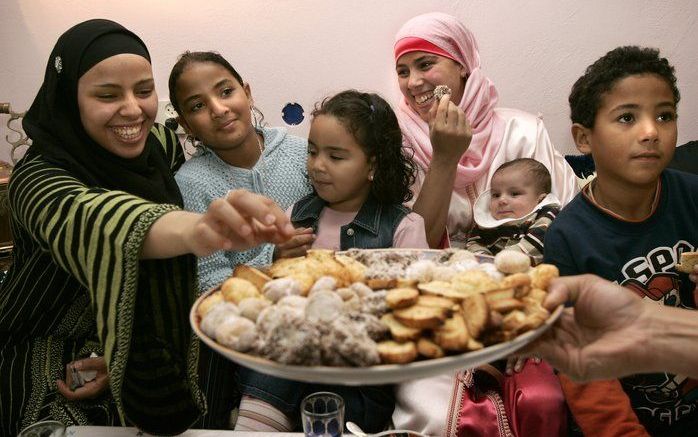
[151,123,186,173]
[8,155,203,432]
[509,205,560,266]
[465,232,494,256]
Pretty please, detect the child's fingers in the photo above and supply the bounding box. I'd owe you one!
[71,357,106,372]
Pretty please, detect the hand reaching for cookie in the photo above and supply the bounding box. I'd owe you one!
[141,189,295,259]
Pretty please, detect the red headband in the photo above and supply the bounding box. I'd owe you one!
[394,36,459,64]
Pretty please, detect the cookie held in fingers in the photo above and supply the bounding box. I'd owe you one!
[377,340,418,364]
[433,84,452,100]
[675,251,698,274]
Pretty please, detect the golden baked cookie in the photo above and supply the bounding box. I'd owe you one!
[221,277,261,304]
[461,293,489,338]
[380,313,422,342]
[233,264,272,291]
[418,280,464,300]
[675,251,698,273]
[529,264,559,289]
[417,337,445,359]
[417,295,459,311]
[393,305,448,329]
[433,313,470,352]
[334,254,367,283]
[451,270,500,296]
[377,340,418,364]
[385,287,420,309]
[198,292,224,318]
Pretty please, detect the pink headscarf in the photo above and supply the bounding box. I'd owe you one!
[395,12,506,195]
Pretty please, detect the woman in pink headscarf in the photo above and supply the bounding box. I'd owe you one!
[396,12,578,248]
[391,12,571,437]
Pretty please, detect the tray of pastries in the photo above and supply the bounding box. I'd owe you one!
[190,248,563,385]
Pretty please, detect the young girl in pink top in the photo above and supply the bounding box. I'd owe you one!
[235,91,427,433]
[289,89,428,250]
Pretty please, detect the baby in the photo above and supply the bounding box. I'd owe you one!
[466,158,560,265]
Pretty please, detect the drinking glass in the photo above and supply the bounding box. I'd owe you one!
[18,421,66,437]
[300,391,345,437]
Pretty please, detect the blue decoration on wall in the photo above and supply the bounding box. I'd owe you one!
[282,102,304,125]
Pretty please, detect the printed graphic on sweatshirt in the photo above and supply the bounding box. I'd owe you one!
[618,240,698,427]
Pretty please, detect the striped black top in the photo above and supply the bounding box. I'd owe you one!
[0,125,204,435]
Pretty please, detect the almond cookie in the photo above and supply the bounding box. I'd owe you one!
[385,287,420,309]
[417,338,445,359]
[675,251,698,273]
[529,264,559,289]
[380,313,422,342]
[233,264,272,291]
[377,340,418,364]
[221,277,261,304]
[433,313,470,352]
[393,305,448,329]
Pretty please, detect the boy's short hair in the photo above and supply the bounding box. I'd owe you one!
[494,158,551,194]
[569,46,680,128]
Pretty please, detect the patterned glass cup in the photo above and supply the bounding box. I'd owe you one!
[301,391,345,437]
[18,421,66,437]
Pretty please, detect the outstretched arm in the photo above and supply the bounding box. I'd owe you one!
[141,189,295,259]
[411,95,472,248]
[528,274,698,381]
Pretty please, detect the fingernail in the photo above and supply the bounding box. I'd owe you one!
[264,214,276,225]
[239,225,251,236]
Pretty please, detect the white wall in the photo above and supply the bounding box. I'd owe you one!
[1,0,697,163]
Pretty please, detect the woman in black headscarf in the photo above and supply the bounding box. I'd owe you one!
[0,19,293,435]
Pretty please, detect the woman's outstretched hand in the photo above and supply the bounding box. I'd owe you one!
[142,190,295,260]
[186,189,295,257]
[428,94,472,164]
[523,274,649,382]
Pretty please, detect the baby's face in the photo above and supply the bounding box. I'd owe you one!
[489,169,544,220]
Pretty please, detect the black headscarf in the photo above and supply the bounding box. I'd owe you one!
[22,19,183,205]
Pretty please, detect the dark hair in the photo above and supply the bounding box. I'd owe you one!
[168,50,264,125]
[494,158,551,194]
[312,90,416,204]
[569,46,680,128]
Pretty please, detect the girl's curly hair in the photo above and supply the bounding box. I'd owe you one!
[312,90,416,204]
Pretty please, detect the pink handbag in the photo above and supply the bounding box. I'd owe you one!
[447,361,567,437]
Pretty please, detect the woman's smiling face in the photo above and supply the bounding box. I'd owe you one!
[396,51,466,122]
[77,53,157,158]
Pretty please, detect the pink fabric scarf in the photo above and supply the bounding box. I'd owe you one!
[395,12,506,196]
